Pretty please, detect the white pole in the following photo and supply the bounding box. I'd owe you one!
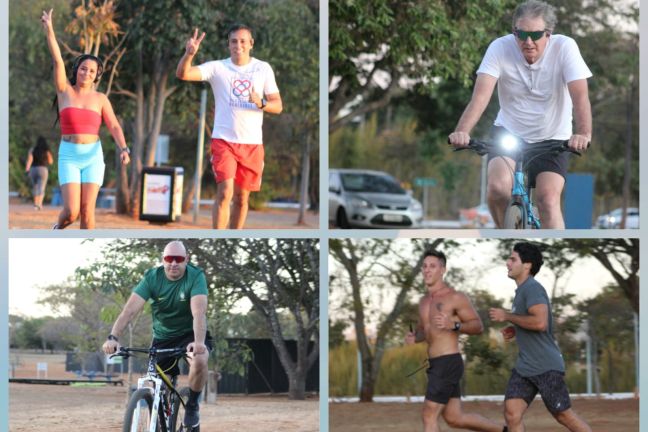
[586,320,592,394]
[480,155,487,205]
[193,89,208,223]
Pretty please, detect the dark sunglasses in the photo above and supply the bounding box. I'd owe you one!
[514,28,548,41]
[163,255,186,263]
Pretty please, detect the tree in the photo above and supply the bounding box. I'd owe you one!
[329,0,516,132]
[329,238,450,401]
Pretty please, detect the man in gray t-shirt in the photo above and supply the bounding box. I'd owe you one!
[490,242,591,432]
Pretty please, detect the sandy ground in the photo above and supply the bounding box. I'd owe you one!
[329,399,639,431]
[8,202,318,230]
[9,352,319,431]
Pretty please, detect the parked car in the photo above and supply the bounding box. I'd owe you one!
[329,169,423,228]
[458,203,495,228]
[596,207,639,229]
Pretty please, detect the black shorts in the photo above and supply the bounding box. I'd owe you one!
[487,126,571,188]
[151,331,213,376]
[505,368,572,414]
[425,353,464,404]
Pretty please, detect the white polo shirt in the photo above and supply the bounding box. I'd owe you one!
[198,57,279,145]
[477,34,592,143]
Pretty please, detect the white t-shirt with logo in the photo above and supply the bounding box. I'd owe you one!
[477,34,592,143]
[198,58,279,145]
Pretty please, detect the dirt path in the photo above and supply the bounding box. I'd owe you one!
[10,383,319,431]
[9,202,318,230]
[330,399,638,431]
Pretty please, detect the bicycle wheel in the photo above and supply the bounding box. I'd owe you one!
[170,387,191,432]
[123,388,161,432]
[503,202,528,229]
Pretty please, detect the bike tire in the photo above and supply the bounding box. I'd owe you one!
[123,388,161,432]
[503,202,528,229]
[170,387,192,432]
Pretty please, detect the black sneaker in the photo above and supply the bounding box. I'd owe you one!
[183,405,200,429]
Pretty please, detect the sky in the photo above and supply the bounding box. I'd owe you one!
[8,238,109,317]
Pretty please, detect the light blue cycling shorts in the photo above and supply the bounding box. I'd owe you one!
[58,140,105,185]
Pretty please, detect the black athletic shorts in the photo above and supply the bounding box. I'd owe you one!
[151,330,213,376]
[425,353,464,404]
[505,368,572,414]
[487,126,571,188]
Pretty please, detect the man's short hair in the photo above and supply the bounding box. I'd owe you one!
[513,242,543,275]
[422,249,446,267]
[227,23,254,40]
[513,0,557,32]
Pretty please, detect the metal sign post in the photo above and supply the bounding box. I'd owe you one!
[193,89,208,223]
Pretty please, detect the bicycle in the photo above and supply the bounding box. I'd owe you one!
[453,134,582,229]
[111,346,196,432]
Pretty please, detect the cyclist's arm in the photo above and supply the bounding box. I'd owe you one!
[190,294,208,350]
[568,79,592,148]
[450,73,498,146]
[109,293,147,338]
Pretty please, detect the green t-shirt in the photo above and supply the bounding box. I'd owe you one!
[133,263,208,340]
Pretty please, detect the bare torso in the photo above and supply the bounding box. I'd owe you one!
[420,287,463,358]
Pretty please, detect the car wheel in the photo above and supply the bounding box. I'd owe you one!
[336,207,350,229]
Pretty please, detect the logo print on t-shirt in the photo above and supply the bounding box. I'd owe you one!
[229,73,257,109]
[232,79,252,98]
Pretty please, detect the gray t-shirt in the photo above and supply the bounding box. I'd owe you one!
[511,276,565,376]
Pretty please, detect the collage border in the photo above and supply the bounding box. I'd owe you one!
[1,0,646,431]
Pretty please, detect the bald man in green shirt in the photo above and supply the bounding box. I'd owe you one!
[102,240,210,430]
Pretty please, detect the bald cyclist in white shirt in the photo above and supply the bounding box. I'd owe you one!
[448,0,592,229]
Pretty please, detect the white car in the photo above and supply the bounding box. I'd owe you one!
[329,169,423,229]
[596,207,639,229]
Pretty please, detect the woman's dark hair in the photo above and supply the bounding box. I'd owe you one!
[32,136,51,164]
[52,54,104,126]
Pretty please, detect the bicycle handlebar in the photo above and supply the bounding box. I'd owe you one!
[448,138,586,157]
[109,346,188,359]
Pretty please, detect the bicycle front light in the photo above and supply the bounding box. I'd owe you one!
[500,134,519,151]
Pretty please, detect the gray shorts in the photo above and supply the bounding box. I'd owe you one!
[505,368,572,414]
[29,166,49,196]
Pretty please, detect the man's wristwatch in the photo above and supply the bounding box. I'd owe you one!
[452,322,462,332]
[260,98,267,110]
[121,147,130,155]
[107,334,119,342]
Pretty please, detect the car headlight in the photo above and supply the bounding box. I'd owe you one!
[349,198,372,209]
[411,200,422,212]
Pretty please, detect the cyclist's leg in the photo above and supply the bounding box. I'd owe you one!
[487,156,515,228]
[534,172,565,229]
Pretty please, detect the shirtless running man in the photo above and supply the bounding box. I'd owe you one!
[406,250,506,432]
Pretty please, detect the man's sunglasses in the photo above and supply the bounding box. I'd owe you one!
[514,28,548,41]
[163,255,186,263]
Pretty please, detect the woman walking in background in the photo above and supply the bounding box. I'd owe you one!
[25,136,53,210]
[41,8,130,229]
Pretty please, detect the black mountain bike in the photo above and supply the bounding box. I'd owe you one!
[112,346,196,432]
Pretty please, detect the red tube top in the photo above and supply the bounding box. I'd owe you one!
[60,107,102,135]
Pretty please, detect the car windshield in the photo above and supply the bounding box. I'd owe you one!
[340,173,406,194]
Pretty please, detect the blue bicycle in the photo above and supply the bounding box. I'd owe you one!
[454,134,582,229]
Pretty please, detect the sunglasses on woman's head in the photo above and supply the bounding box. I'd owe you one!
[514,28,548,41]
[163,255,186,263]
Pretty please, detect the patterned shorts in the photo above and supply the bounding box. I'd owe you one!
[505,368,572,414]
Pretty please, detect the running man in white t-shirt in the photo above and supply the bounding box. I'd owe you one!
[448,1,592,229]
[176,24,283,229]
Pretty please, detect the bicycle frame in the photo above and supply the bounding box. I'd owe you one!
[510,152,541,229]
[115,347,187,432]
